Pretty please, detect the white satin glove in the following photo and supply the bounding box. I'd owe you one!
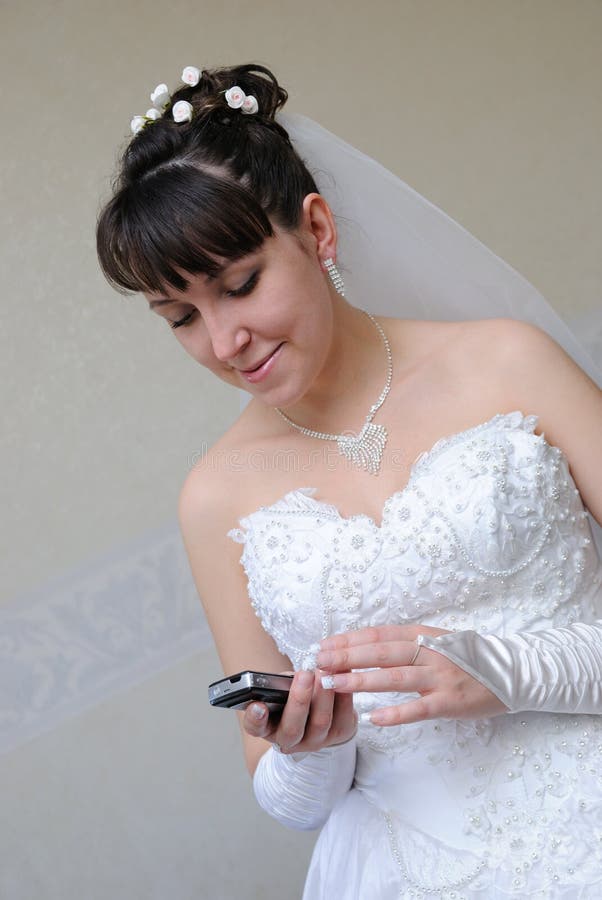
[420,620,602,714]
[253,737,356,831]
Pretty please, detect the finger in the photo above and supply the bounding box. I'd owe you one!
[364,694,441,727]
[321,665,435,695]
[319,625,413,652]
[274,669,315,751]
[328,690,358,744]
[240,668,296,739]
[319,624,450,653]
[317,640,421,673]
[301,670,335,746]
[242,702,274,739]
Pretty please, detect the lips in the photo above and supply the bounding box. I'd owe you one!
[238,342,285,384]
[240,344,283,373]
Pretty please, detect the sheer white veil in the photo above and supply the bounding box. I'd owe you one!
[239,112,602,552]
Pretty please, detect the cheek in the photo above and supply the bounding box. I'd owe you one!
[178,337,237,381]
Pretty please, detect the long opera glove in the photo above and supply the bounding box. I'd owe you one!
[420,621,602,714]
[252,738,356,831]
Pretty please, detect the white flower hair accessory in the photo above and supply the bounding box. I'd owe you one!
[130,77,180,134]
[130,109,162,135]
[181,66,201,87]
[131,82,174,134]
[241,94,259,115]
[225,85,259,115]
[150,83,171,109]
[172,100,194,124]
[130,116,146,135]
[225,85,245,108]
[130,68,259,136]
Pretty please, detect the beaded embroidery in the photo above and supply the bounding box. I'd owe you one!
[226,410,602,896]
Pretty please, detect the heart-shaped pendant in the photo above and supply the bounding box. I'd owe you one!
[337,422,387,475]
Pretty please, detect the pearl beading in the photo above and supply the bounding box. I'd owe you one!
[383,810,488,897]
[228,411,599,664]
[226,410,602,895]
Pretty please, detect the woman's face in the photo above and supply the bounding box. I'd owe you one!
[144,211,337,410]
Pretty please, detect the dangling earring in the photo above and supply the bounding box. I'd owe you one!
[323,257,346,296]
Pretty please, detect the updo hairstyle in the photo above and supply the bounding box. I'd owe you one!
[96,63,320,296]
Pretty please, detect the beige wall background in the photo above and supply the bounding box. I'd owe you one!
[2,0,601,604]
[1,2,601,899]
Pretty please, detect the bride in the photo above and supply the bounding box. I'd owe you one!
[97,63,602,898]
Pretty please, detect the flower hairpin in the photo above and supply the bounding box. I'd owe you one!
[150,83,171,108]
[130,81,173,134]
[181,66,201,86]
[130,68,259,135]
[224,85,259,115]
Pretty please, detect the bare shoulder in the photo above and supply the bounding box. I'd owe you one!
[429,316,585,389]
[176,399,265,586]
[382,315,526,392]
[456,316,599,399]
[451,316,601,418]
[177,428,291,667]
[456,316,557,363]
[177,423,260,562]
[380,315,509,367]
[440,316,549,364]
[458,317,602,524]
[176,396,289,577]
[177,442,243,611]
[381,314,602,527]
[177,432,292,776]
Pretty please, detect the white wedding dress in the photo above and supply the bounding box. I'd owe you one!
[228,410,602,899]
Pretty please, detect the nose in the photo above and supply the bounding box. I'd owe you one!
[204,309,251,364]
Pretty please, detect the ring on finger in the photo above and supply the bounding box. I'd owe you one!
[408,634,425,666]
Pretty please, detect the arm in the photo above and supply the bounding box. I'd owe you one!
[252,738,356,831]
[177,463,357,827]
[178,462,292,775]
[316,619,602,726]
[318,321,602,724]
[418,620,602,714]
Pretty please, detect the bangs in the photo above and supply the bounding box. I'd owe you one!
[96,165,274,295]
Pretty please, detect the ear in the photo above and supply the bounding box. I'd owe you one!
[300,193,338,264]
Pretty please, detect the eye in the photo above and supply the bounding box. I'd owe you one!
[170,311,196,330]
[169,271,260,330]
[226,270,259,298]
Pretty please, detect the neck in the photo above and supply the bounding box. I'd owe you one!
[275,298,390,435]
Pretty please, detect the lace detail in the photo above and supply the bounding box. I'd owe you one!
[226,410,602,896]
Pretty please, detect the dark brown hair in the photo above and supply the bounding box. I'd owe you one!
[96,63,320,296]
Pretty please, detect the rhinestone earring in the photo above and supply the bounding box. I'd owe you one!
[323,257,346,296]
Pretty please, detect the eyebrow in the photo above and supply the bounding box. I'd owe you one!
[147,260,243,310]
[149,298,176,309]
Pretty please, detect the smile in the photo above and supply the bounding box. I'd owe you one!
[239,343,284,383]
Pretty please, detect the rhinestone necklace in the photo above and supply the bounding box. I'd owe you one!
[274,311,393,476]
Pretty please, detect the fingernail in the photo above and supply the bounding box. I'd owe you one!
[320,638,336,650]
[316,651,332,667]
[250,703,266,720]
[321,675,336,690]
[359,712,374,726]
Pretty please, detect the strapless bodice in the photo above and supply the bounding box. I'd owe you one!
[227,410,602,898]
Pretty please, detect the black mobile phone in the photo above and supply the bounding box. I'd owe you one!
[208,670,294,711]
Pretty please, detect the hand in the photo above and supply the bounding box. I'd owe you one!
[316,625,509,726]
[242,669,358,754]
